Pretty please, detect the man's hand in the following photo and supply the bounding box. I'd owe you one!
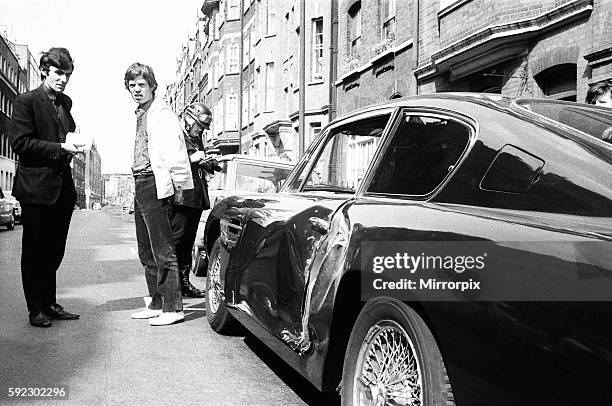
[190,150,206,163]
[174,185,185,205]
[61,142,86,155]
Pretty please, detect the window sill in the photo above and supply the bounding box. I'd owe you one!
[308,78,324,86]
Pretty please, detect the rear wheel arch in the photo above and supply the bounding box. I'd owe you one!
[321,271,450,397]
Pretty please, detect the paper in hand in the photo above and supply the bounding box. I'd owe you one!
[66,132,92,151]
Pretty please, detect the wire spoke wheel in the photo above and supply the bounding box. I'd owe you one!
[354,320,423,406]
[207,249,222,315]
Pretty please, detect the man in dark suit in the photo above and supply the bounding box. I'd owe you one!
[9,47,83,327]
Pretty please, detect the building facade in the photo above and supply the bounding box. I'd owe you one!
[0,34,40,193]
[73,153,86,209]
[103,173,135,207]
[85,142,103,209]
[0,34,23,192]
[336,0,611,112]
[170,0,334,162]
[171,0,612,162]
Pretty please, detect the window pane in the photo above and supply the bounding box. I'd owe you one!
[304,115,390,193]
[368,114,471,195]
[209,161,229,190]
[235,163,293,192]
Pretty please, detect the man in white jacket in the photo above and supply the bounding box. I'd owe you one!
[124,62,194,326]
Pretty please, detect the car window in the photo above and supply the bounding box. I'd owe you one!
[368,113,471,196]
[302,115,391,193]
[516,100,612,141]
[208,160,229,190]
[235,163,292,193]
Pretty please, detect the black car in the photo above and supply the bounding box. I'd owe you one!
[203,94,612,405]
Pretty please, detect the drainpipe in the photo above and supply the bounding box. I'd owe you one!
[412,0,420,94]
[298,0,306,158]
[238,0,244,154]
[329,0,338,121]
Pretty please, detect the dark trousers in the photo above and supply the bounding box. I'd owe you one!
[134,175,182,312]
[21,173,76,314]
[172,205,203,269]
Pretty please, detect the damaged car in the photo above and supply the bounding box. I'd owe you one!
[202,93,612,405]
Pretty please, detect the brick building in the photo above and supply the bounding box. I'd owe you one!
[0,34,24,192]
[170,0,334,161]
[171,0,612,162]
[335,0,611,112]
[85,142,103,209]
[0,33,40,194]
[103,173,135,207]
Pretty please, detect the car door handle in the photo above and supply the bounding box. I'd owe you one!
[309,217,329,234]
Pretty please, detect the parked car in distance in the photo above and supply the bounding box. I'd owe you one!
[0,186,15,230]
[2,190,21,223]
[203,94,612,405]
[191,154,294,275]
[92,202,101,210]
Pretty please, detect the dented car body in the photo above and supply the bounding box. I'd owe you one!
[203,94,612,405]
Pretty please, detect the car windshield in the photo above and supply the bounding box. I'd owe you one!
[208,160,229,190]
[235,163,292,193]
[515,100,612,141]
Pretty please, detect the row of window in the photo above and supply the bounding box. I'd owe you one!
[0,51,20,89]
[0,91,14,117]
[0,170,14,192]
[349,0,396,59]
[0,134,16,161]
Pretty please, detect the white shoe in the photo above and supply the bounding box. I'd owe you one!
[131,308,162,319]
[149,311,185,326]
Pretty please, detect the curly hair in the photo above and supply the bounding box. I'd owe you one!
[123,62,158,94]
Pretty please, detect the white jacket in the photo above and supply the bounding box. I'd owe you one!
[144,97,194,198]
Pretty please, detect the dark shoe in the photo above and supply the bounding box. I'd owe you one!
[180,266,205,298]
[29,312,52,328]
[46,304,80,320]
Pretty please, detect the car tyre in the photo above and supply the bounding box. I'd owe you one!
[341,297,454,406]
[205,237,238,334]
[6,214,15,230]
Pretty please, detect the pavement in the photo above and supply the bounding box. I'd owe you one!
[0,207,333,406]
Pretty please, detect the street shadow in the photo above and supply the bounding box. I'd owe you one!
[184,309,206,322]
[0,299,102,397]
[99,296,145,311]
[186,301,206,309]
[243,334,341,406]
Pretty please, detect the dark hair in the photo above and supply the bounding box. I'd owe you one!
[39,47,74,79]
[124,62,158,93]
[586,80,612,104]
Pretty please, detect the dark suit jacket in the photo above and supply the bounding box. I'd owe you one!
[180,133,211,210]
[9,85,76,205]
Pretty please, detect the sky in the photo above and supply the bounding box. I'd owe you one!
[0,0,204,173]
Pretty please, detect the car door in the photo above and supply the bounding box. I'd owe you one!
[234,109,396,342]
